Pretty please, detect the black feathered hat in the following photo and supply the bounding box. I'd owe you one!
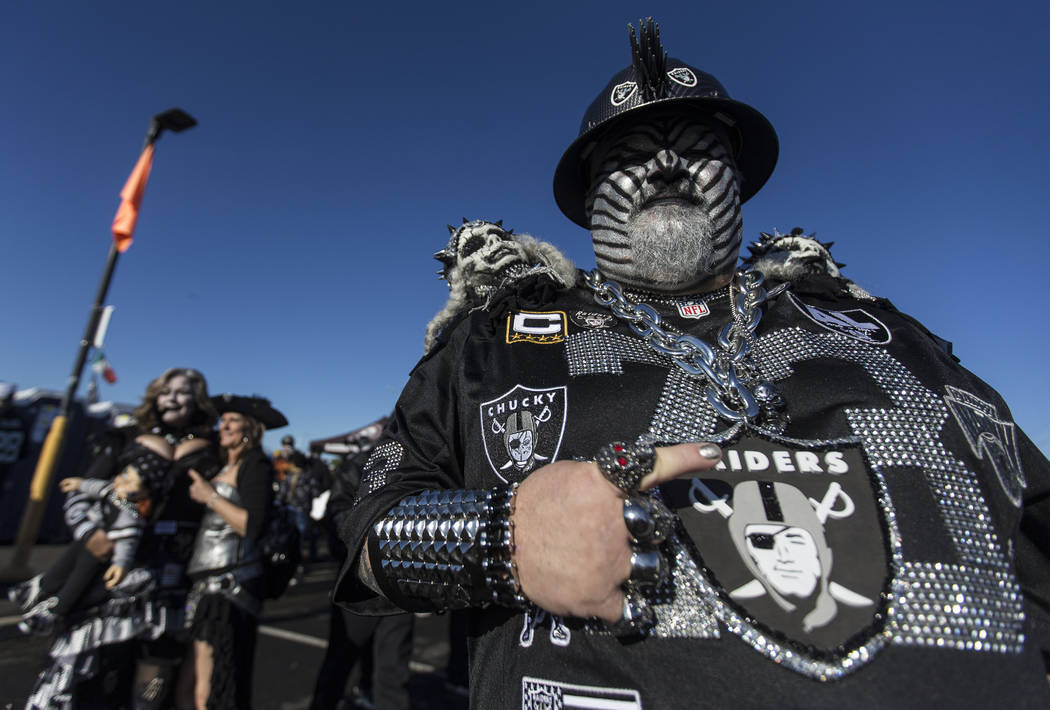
[553,18,779,227]
[211,393,289,430]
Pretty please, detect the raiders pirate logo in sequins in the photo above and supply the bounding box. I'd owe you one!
[660,434,889,657]
[479,385,567,483]
[787,292,892,345]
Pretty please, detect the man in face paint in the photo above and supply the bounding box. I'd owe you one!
[585,112,743,294]
[333,16,1050,708]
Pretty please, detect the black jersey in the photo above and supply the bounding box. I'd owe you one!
[335,274,1050,709]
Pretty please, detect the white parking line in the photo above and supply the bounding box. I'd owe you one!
[257,625,327,649]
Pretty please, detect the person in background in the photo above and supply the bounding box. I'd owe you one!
[0,382,29,487]
[310,437,413,710]
[175,394,286,710]
[21,367,220,709]
[277,434,323,564]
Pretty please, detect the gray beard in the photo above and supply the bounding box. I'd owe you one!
[599,202,715,291]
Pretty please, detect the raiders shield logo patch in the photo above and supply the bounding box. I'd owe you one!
[667,66,698,87]
[507,311,567,344]
[479,385,567,483]
[659,434,890,663]
[610,81,638,106]
[787,292,892,345]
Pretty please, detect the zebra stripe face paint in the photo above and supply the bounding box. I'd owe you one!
[586,116,742,292]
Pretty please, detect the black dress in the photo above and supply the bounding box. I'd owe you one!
[27,427,219,710]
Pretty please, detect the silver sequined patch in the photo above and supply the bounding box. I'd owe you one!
[357,441,405,500]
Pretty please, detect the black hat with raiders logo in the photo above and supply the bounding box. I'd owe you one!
[211,393,289,430]
[553,18,779,227]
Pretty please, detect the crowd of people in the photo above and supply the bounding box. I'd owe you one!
[6,371,411,710]
[5,16,1050,710]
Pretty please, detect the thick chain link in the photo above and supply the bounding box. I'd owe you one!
[585,268,779,423]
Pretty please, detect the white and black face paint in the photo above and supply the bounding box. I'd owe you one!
[586,117,742,292]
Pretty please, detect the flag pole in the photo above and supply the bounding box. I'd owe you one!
[1,109,197,582]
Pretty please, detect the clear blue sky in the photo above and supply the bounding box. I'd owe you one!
[2,1,1048,457]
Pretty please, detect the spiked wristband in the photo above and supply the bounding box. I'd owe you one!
[368,485,526,610]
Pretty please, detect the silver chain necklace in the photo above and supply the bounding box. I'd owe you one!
[584,267,788,428]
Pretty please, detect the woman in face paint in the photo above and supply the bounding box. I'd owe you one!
[15,368,220,709]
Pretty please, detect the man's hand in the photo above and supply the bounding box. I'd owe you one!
[103,564,126,589]
[512,442,722,623]
[84,529,115,561]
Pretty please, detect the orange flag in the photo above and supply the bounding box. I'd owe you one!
[111,144,155,253]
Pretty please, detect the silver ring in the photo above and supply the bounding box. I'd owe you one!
[606,586,655,637]
[595,441,656,494]
[623,496,672,545]
[627,548,666,588]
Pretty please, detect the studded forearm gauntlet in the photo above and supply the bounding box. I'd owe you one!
[367,486,526,611]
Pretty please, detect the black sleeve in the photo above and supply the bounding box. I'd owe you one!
[327,449,367,526]
[332,332,467,614]
[237,449,275,542]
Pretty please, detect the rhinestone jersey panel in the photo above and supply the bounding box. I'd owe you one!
[649,368,720,443]
[566,330,665,377]
[757,327,1023,655]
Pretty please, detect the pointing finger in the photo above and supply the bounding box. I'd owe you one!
[637,442,722,491]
